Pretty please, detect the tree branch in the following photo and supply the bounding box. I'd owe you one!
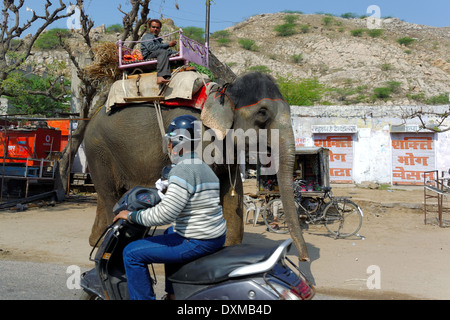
[400,106,450,132]
[0,0,74,86]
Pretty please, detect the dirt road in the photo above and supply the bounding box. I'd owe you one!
[0,183,449,300]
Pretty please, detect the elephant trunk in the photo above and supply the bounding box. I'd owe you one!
[274,115,310,261]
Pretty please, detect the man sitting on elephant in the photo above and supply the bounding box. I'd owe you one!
[140,19,178,85]
[113,115,227,300]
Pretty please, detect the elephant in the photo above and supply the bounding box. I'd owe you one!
[84,72,309,261]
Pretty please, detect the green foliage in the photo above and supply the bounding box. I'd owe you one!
[426,93,449,105]
[188,62,214,81]
[407,92,449,105]
[349,28,383,38]
[381,63,392,71]
[299,25,310,33]
[291,54,303,64]
[212,30,231,39]
[322,16,334,27]
[372,81,402,101]
[385,81,401,93]
[34,28,71,50]
[283,15,299,24]
[372,87,392,100]
[367,29,384,38]
[238,38,258,51]
[328,83,370,105]
[281,10,303,14]
[340,12,359,19]
[3,70,70,116]
[397,37,415,46]
[212,30,232,46]
[277,76,327,106]
[350,29,364,37]
[106,24,124,33]
[247,65,271,74]
[274,23,297,37]
[217,38,231,46]
[182,26,205,44]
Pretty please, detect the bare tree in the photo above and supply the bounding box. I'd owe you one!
[54,0,154,198]
[0,0,74,96]
[401,105,450,133]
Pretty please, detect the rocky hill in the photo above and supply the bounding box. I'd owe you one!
[209,13,450,106]
[25,13,449,107]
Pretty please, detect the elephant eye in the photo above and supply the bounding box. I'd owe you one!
[257,108,267,117]
[255,107,270,128]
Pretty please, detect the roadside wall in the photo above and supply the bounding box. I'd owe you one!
[291,105,450,185]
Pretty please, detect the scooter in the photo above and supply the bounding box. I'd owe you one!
[79,187,315,300]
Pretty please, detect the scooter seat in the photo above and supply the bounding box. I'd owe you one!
[169,243,277,284]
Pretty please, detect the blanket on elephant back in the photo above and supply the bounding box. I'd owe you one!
[105,71,211,113]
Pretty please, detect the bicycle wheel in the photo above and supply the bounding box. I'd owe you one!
[323,199,363,238]
[262,198,289,234]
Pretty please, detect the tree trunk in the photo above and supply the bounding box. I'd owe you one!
[54,84,111,199]
[208,50,236,85]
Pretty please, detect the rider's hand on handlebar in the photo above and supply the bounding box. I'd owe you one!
[113,210,130,223]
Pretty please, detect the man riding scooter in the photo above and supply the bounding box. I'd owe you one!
[113,115,227,300]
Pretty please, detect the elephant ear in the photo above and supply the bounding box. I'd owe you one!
[201,83,235,138]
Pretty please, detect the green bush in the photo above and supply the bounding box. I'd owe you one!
[372,81,402,100]
[106,24,124,33]
[381,63,392,71]
[274,23,297,37]
[34,28,71,49]
[216,38,231,46]
[277,76,327,106]
[350,29,365,37]
[283,15,299,24]
[372,87,392,100]
[299,24,310,33]
[212,30,231,39]
[426,93,449,105]
[282,10,303,14]
[182,26,205,44]
[397,37,415,46]
[340,12,359,19]
[4,70,70,116]
[238,38,258,51]
[247,65,271,74]
[291,54,303,64]
[367,29,384,38]
[322,16,334,27]
[212,30,232,46]
[385,81,401,93]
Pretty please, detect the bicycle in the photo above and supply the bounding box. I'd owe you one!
[262,180,363,238]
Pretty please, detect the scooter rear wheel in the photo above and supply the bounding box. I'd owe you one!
[79,289,101,300]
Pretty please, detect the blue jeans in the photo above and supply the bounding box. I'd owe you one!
[123,226,226,300]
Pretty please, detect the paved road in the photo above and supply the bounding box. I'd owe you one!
[0,260,339,300]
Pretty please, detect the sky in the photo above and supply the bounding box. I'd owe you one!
[16,0,450,36]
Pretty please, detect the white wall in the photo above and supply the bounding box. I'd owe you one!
[291,105,450,184]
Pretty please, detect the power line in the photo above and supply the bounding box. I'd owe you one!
[149,8,238,25]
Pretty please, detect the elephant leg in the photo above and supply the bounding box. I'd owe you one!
[219,165,244,246]
[89,196,108,246]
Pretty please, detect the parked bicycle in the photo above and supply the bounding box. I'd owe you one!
[262,180,363,238]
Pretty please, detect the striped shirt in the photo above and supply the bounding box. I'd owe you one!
[129,153,227,239]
